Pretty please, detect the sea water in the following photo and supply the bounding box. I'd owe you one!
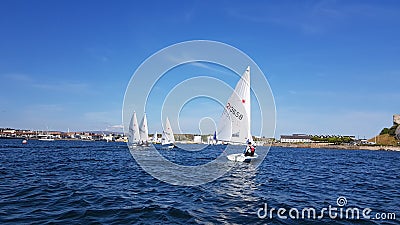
[0,139,399,224]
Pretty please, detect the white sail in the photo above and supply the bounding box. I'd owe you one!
[154,131,158,142]
[139,114,149,143]
[129,111,140,144]
[162,117,175,145]
[217,66,253,144]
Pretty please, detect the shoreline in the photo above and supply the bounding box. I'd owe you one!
[0,137,126,143]
[1,137,399,151]
[271,143,400,152]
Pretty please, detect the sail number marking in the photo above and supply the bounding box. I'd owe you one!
[226,103,243,120]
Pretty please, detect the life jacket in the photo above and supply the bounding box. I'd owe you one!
[250,146,255,153]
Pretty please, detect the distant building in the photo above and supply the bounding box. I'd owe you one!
[2,129,16,134]
[394,114,400,125]
[91,134,103,141]
[253,136,275,146]
[396,126,400,140]
[193,135,202,143]
[280,134,312,143]
[0,129,16,137]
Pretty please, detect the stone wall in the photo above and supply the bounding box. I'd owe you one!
[394,114,400,125]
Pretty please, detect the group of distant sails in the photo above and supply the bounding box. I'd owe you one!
[128,112,150,147]
[128,66,257,161]
[128,112,176,149]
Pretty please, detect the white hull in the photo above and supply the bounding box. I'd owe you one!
[166,144,174,149]
[38,138,54,141]
[227,153,258,162]
[153,143,176,150]
[38,134,55,141]
[129,144,151,149]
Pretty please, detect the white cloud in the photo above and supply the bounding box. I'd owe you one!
[2,73,33,82]
[32,82,90,93]
[225,1,399,35]
[2,72,94,95]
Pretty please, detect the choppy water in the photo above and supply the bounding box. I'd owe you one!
[0,139,399,224]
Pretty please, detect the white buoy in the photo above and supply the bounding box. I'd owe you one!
[22,139,27,144]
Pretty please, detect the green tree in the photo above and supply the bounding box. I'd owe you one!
[380,128,390,135]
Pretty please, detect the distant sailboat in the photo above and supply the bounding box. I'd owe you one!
[38,135,54,141]
[154,117,176,149]
[217,66,257,162]
[153,131,159,143]
[212,131,217,145]
[128,111,141,147]
[139,113,150,147]
[38,126,55,141]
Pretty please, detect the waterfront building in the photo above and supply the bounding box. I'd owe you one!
[280,134,312,143]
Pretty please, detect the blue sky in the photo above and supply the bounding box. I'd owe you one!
[1,0,399,138]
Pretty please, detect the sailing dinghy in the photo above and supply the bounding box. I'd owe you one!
[154,117,176,150]
[139,113,150,147]
[217,66,258,162]
[128,111,141,148]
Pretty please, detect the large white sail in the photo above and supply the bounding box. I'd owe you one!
[139,114,149,143]
[162,117,175,145]
[129,111,140,144]
[217,66,253,144]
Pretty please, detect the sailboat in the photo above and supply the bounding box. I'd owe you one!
[212,131,217,145]
[38,126,55,141]
[38,134,55,141]
[139,113,150,147]
[217,66,257,162]
[154,117,176,149]
[128,111,141,147]
[153,131,160,144]
[208,131,220,145]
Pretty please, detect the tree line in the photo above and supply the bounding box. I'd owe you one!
[380,124,399,136]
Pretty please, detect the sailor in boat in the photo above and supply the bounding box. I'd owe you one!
[244,142,255,157]
[139,140,148,146]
